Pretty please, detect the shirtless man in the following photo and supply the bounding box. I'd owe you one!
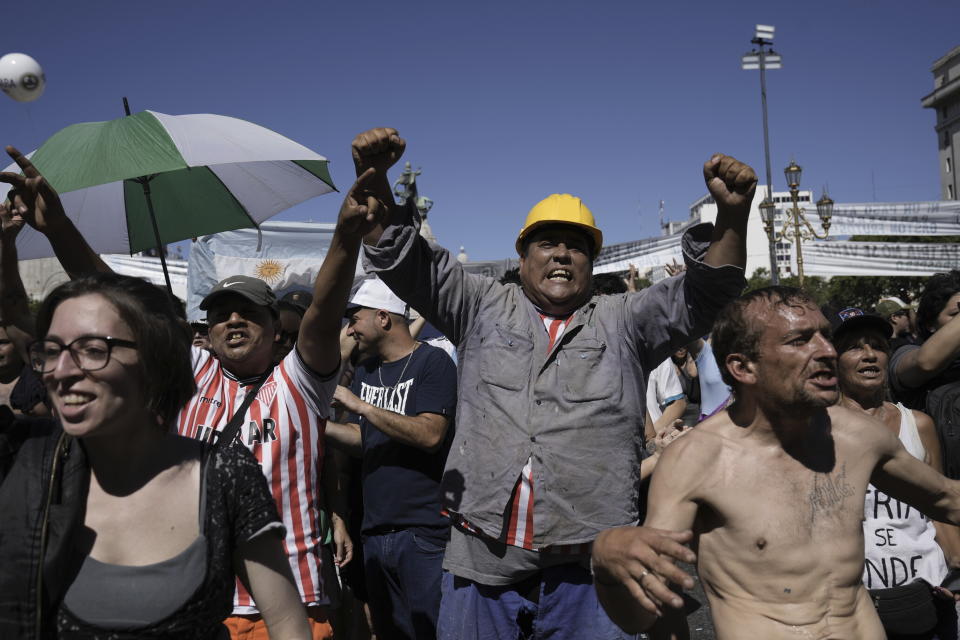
[592,286,960,639]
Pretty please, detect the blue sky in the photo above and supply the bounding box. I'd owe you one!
[3,1,958,260]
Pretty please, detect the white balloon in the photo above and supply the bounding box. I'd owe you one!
[0,53,45,103]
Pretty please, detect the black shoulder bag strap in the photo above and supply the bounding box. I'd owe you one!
[214,375,268,450]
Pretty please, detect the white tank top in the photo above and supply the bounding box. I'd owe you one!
[862,403,948,589]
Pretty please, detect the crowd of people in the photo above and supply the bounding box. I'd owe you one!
[2,126,960,640]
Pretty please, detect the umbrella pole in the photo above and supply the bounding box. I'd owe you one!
[137,178,173,294]
[125,100,172,295]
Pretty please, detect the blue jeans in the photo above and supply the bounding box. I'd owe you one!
[362,527,446,640]
[438,564,638,640]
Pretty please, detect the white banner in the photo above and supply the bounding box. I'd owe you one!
[593,234,960,278]
[593,234,683,274]
[102,254,189,301]
[804,241,960,276]
[804,200,960,236]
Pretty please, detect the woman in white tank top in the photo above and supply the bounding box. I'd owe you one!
[832,308,960,639]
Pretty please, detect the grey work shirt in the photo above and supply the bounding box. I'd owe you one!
[364,209,745,550]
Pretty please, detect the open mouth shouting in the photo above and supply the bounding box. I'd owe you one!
[808,368,838,388]
[856,364,882,379]
[225,330,248,347]
[547,268,573,282]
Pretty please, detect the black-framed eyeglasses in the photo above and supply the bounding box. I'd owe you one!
[28,336,138,374]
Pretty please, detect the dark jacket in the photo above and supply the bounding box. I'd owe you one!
[0,409,90,640]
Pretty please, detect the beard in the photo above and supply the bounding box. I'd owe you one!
[786,383,839,410]
[767,357,840,411]
[758,375,838,413]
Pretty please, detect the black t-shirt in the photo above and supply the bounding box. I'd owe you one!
[889,334,920,355]
[10,364,46,414]
[349,343,457,532]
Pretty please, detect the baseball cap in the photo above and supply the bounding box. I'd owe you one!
[200,275,278,312]
[876,296,910,319]
[345,277,407,317]
[825,306,890,344]
[280,289,313,312]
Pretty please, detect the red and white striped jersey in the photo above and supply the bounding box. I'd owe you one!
[177,346,336,614]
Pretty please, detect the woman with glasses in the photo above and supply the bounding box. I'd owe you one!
[0,273,310,639]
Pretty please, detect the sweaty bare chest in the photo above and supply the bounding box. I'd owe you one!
[702,456,871,555]
[696,459,873,613]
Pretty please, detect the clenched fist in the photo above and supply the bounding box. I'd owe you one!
[352,127,406,177]
[702,154,757,219]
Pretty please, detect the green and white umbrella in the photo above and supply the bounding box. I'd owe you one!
[6,110,336,288]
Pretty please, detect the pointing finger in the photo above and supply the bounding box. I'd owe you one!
[4,146,40,179]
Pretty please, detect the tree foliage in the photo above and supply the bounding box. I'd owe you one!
[744,268,926,311]
[743,235,959,309]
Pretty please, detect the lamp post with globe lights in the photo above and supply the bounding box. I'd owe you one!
[760,159,834,288]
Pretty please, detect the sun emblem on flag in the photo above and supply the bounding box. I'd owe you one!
[253,259,285,284]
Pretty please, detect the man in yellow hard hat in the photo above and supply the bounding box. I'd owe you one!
[342,127,756,639]
[512,193,602,318]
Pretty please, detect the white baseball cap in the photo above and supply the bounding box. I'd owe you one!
[346,277,408,317]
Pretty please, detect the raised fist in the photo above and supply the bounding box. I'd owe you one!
[703,154,757,218]
[351,128,406,177]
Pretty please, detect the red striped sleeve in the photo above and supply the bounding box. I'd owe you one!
[278,360,319,600]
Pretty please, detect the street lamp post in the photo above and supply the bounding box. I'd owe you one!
[742,24,782,284]
[761,159,834,288]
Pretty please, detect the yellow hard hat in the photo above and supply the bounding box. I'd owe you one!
[515,194,603,257]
